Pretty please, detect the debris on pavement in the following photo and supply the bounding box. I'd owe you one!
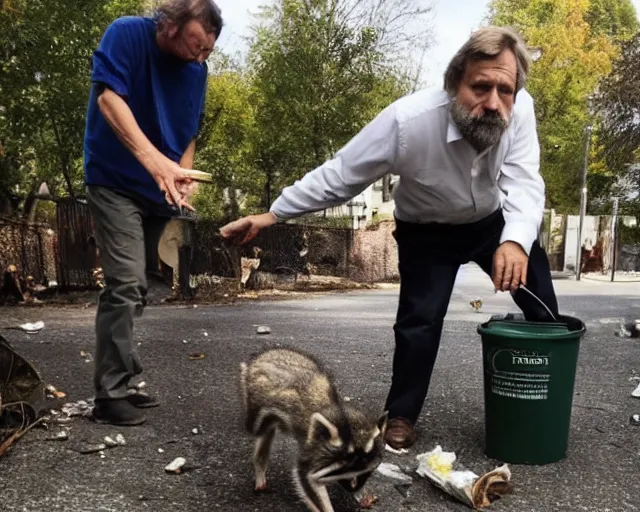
[165,457,187,473]
[80,351,93,363]
[256,325,271,335]
[45,384,66,400]
[631,414,640,427]
[104,434,126,448]
[615,320,639,338]
[385,444,409,455]
[60,398,94,419]
[48,430,69,441]
[415,445,512,510]
[188,353,207,360]
[18,321,45,334]
[78,443,107,454]
[376,462,413,484]
[359,492,378,509]
[470,299,483,312]
[632,382,640,398]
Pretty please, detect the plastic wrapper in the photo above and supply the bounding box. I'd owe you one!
[416,445,512,510]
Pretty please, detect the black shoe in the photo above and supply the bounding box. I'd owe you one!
[126,390,160,409]
[93,398,147,426]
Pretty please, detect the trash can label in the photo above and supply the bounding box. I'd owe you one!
[487,348,551,400]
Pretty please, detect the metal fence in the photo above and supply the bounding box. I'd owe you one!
[55,197,99,290]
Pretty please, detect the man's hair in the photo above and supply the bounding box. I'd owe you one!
[156,0,224,39]
[443,25,531,96]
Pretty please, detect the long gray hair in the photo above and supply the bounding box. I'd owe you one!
[444,26,531,97]
[156,0,223,39]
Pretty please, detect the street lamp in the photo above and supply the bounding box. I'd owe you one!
[576,95,595,281]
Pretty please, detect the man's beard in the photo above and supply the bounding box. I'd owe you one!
[450,99,509,152]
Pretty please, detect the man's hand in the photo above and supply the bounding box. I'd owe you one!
[147,158,195,211]
[219,212,278,245]
[492,241,528,292]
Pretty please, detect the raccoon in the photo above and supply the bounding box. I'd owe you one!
[239,347,388,512]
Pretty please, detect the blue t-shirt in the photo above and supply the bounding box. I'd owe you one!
[83,16,208,206]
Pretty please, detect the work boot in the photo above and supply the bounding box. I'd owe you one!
[384,417,417,449]
[93,398,147,426]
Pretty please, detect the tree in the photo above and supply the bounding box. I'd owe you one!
[192,56,262,220]
[247,0,431,208]
[487,0,638,213]
[0,0,145,215]
[593,32,640,217]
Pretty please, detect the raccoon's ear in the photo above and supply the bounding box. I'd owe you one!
[377,411,389,436]
[307,412,342,448]
[365,411,388,453]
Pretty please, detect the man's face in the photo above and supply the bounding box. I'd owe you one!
[450,49,517,151]
[165,20,216,63]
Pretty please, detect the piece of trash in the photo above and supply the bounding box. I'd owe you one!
[256,325,271,335]
[631,414,640,426]
[104,436,118,448]
[165,457,187,473]
[189,353,206,360]
[615,322,632,337]
[115,433,126,445]
[203,332,208,337]
[45,385,66,399]
[158,448,165,453]
[19,321,44,333]
[469,299,483,312]
[344,396,352,402]
[359,493,378,509]
[376,462,413,484]
[415,445,512,510]
[49,430,69,441]
[192,428,199,435]
[136,381,146,390]
[183,339,188,344]
[632,383,640,399]
[61,398,95,418]
[385,444,409,455]
[79,443,107,454]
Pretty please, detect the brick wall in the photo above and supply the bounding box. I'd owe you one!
[349,221,398,282]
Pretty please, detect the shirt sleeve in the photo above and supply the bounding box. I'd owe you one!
[91,19,137,98]
[270,103,400,220]
[497,90,545,256]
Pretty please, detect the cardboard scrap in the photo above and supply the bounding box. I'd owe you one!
[416,445,512,510]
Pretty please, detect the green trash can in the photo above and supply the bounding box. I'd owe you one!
[477,313,586,465]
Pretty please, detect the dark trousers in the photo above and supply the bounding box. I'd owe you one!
[383,209,559,424]
[86,185,172,400]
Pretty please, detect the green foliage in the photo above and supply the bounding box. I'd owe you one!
[246,0,425,208]
[0,0,145,214]
[487,0,638,214]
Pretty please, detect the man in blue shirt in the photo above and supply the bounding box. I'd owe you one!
[83,0,223,426]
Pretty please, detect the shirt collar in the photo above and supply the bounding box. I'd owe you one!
[447,115,464,143]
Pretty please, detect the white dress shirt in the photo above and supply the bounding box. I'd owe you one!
[269,86,545,255]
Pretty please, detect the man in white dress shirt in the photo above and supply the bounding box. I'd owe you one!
[220,26,559,449]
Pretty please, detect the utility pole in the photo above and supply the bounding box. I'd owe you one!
[610,197,619,282]
[576,123,593,281]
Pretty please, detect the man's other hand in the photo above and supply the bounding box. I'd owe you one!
[492,241,528,292]
[219,212,278,245]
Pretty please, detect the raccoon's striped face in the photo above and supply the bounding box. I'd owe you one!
[306,411,388,490]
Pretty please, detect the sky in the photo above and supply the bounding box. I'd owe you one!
[213,0,640,87]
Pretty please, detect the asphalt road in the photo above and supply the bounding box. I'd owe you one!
[0,264,639,512]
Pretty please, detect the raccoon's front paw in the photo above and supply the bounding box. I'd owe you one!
[255,475,268,492]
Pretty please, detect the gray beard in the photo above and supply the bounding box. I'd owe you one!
[450,99,509,152]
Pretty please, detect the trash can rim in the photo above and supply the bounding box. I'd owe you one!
[477,314,586,340]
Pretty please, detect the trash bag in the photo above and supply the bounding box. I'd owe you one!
[0,335,46,432]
